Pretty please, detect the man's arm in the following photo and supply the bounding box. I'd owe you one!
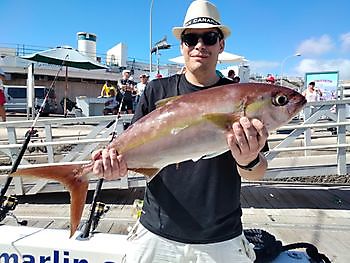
[236,152,268,181]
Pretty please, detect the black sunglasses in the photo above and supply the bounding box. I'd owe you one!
[181,31,222,47]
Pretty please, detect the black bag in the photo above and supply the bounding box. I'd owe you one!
[243,228,331,263]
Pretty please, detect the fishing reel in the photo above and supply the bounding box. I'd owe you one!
[0,195,27,225]
[91,202,110,232]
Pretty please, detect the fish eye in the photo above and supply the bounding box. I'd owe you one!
[272,95,289,106]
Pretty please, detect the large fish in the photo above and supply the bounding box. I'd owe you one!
[11,83,306,237]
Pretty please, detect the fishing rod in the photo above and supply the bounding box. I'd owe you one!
[0,58,68,222]
[80,91,126,239]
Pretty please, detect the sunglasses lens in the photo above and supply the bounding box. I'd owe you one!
[182,33,199,46]
[182,32,220,47]
[202,32,219,45]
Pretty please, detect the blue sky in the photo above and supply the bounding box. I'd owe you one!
[1,0,350,79]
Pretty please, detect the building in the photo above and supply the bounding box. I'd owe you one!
[0,34,180,114]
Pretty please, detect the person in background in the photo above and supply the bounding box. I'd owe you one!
[91,0,269,262]
[227,69,235,80]
[266,75,276,84]
[103,88,123,115]
[134,74,149,108]
[136,74,149,96]
[302,81,322,102]
[233,75,241,83]
[0,68,7,122]
[119,70,134,114]
[100,80,116,97]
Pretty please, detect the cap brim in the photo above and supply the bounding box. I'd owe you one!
[172,24,231,40]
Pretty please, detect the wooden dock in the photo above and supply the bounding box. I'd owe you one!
[2,183,350,262]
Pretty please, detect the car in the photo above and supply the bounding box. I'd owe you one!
[4,85,58,116]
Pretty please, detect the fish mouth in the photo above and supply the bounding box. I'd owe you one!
[296,96,307,108]
[288,95,307,116]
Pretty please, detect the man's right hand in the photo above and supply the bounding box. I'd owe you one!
[91,148,128,180]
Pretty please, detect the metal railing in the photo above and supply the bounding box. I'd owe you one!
[0,99,349,195]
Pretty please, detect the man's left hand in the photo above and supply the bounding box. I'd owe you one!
[227,117,269,166]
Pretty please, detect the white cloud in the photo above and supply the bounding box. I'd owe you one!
[296,35,334,56]
[249,60,279,74]
[340,32,350,52]
[295,58,350,80]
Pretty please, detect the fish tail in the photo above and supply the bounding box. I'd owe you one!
[11,162,93,238]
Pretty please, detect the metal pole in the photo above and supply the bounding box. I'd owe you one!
[64,66,68,117]
[149,0,154,73]
[157,47,160,74]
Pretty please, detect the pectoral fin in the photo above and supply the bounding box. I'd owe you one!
[203,113,240,130]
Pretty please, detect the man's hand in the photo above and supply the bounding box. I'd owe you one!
[91,148,128,180]
[226,117,268,180]
[227,117,268,165]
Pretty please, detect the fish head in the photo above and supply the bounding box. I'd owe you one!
[244,84,306,131]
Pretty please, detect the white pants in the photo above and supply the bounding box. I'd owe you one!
[123,221,256,263]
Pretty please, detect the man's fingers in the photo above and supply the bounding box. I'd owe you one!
[118,155,128,177]
[227,133,241,155]
[91,149,102,161]
[232,121,249,153]
[93,159,103,176]
[251,119,269,147]
[102,149,112,178]
[239,117,259,152]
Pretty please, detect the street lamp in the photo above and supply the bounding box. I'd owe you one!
[149,0,154,73]
[151,36,171,73]
[280,53,301,85]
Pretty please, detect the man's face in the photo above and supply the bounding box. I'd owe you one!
[140,76,148,84]
[180,28,224,73]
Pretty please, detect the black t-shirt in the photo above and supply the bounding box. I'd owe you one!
[120,79,134,101]
[132,74,243,244]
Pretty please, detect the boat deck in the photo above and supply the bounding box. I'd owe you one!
[2,183,350,262]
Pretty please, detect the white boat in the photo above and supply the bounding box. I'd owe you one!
[0,224,314,263]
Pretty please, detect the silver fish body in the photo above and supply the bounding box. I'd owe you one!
[11,83,306,237]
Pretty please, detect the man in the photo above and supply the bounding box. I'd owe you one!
[134,74,149,108]
[100,80,116,97]
[102,88,123,115]
[92,1,268,262]
[227,69,236,80]
[119,69,135,113]
[302,81,322,102]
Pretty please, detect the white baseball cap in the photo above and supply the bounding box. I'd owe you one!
[122,69,131,74]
